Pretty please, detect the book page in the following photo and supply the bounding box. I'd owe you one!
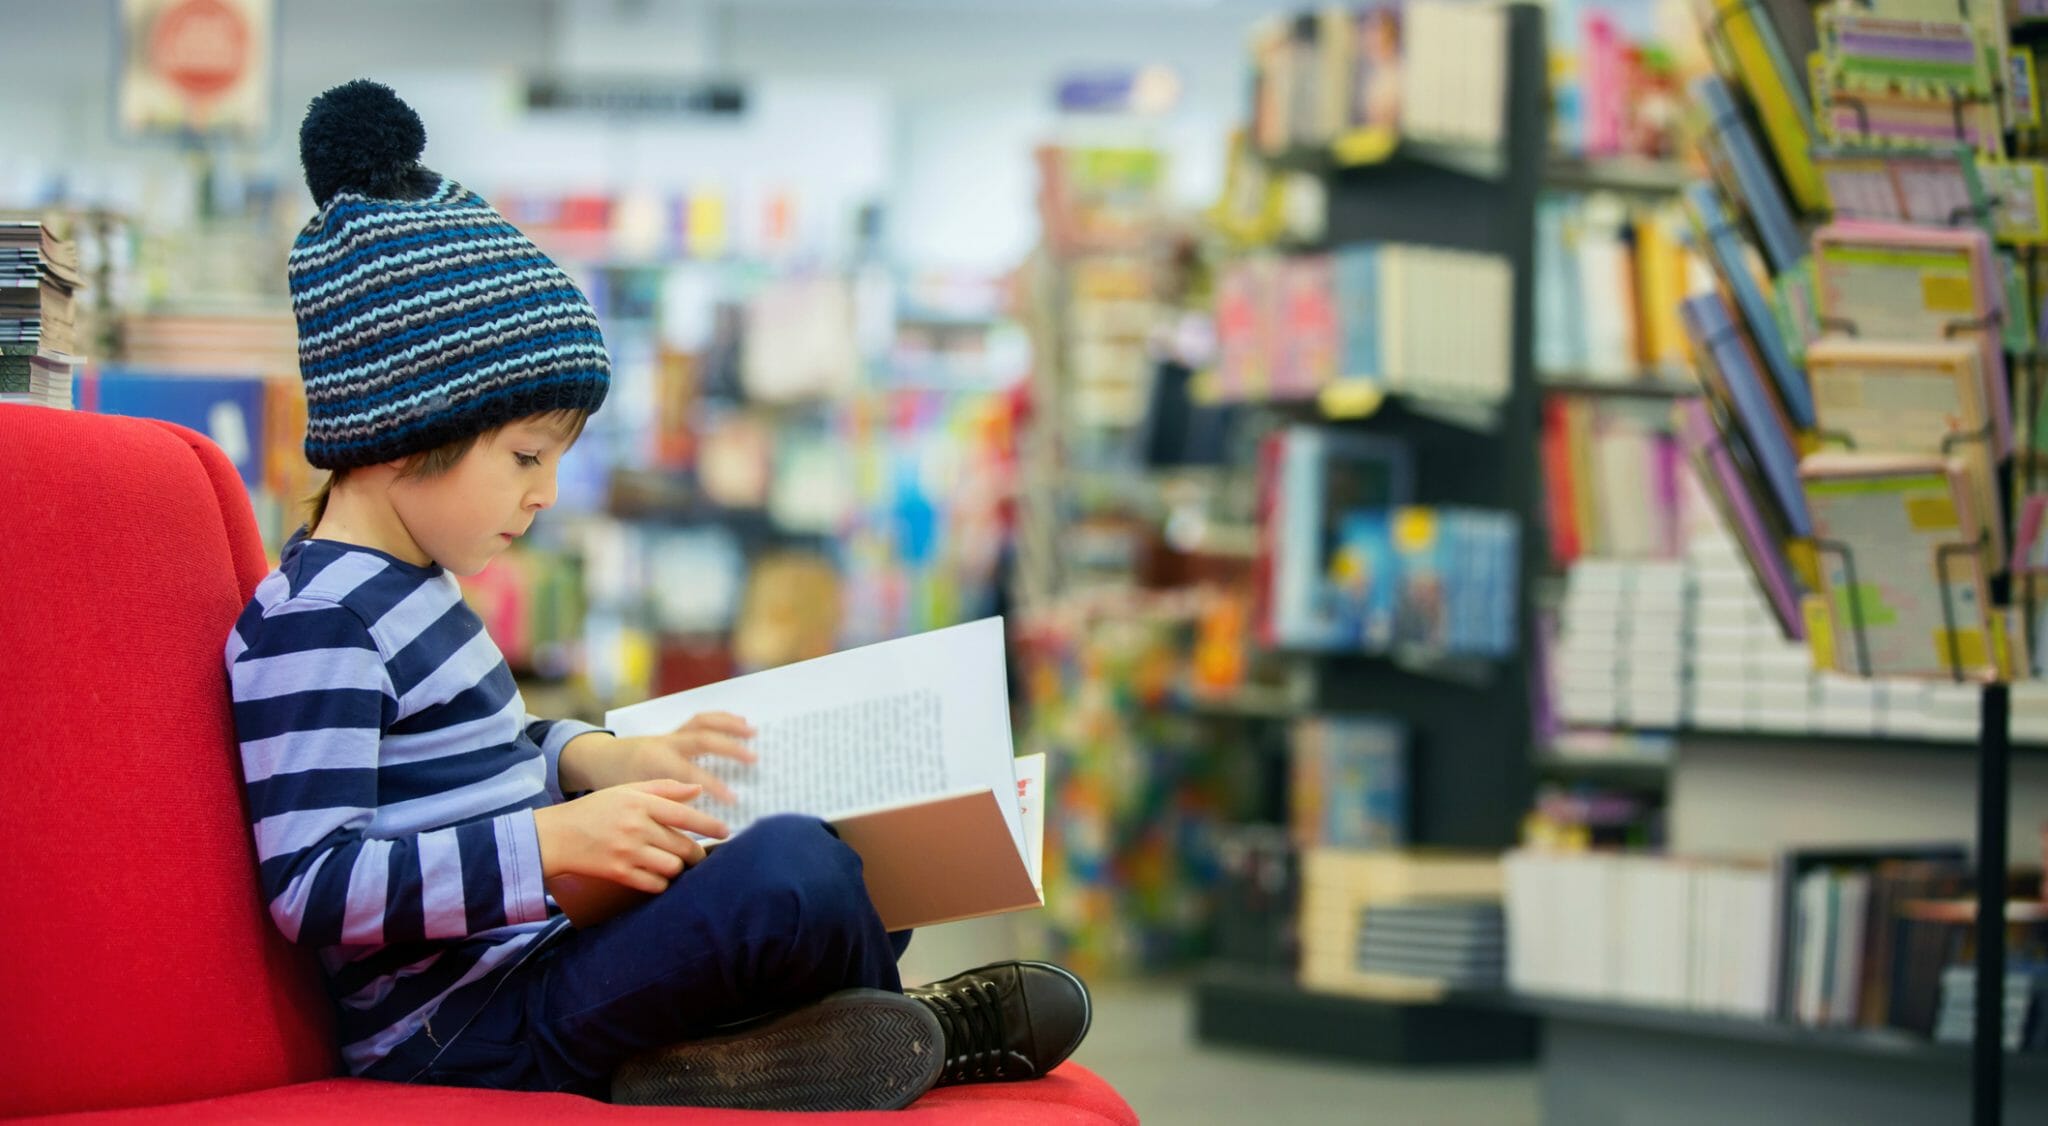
[1015,752,1045,890]
[605,617,1025,856]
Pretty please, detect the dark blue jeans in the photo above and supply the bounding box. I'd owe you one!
[368,814,911,1096]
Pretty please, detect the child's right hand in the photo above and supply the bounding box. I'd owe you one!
[533,779,731,894]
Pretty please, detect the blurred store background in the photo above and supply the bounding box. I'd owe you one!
[13,1,2048,1122]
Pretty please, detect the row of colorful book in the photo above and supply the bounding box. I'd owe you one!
[1253,425,1521,658]
[1506,844,2048,1039]
[1535,191,1701,383]
[1541,396,1688,563]
[1211,243,1514,406]
[1246,1,1508,159]
[1549,0,1701,162]
[1660,0,2048,685]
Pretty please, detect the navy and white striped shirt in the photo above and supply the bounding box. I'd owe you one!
[225,535,599,1074]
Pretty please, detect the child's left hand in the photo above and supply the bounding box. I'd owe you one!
[562,713,759,803]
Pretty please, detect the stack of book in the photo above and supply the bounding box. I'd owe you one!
[1298,847,1502,1001]
[1553,560,1688,730]
[1687,523,1814,733]
[1353,901,1505,990]
[1,220,82,409]
[1934,966,2043,1051]
[1503,850,1780,1019]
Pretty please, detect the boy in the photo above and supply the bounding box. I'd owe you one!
[226,79,1089,1111]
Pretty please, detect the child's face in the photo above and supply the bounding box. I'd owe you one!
[389,418,575,576]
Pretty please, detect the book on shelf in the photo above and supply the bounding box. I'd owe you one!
[1809,222,2014,456]
[1535,183,1701,384]
[1805,337,2004,561]
[1550,559,1690,730]
[1290,714,1408,850]
[1798,452,2008,682]
[1678,290,1811,538]
[1255,427,1519,659]
[1246,0,1505,159]
[1354,901,1506,989]
[1503,846,1991,1031]
[1554,8,1688,162]
[1256,425,1414,650]
[1672,397,1806,639]
[1811,10,2006,156]
[1541,396,1686,566]
[1396,0,1506,149]
[1811,143,2048,245]
[1505,850,1780,1017]
[1693,74,1806,274]
[1299,847,1504,1001]
[545,619,1048,933]
[1690,0,1825,210]
[1347,241,1514,404]
[1683,182,1815,429]
[1772,845,1970,1033]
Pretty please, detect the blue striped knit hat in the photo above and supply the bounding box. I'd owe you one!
[289,80,609,470]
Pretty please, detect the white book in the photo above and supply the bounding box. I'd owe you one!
[1830,872,1870,1027]
[548,619,1045,932]
[1796,869,1834,1026]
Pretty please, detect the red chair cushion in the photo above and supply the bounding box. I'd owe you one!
[0,407,335,1116]
[9,1066,1136,1124]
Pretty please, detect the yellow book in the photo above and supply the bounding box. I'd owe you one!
[1697,0,1825,211]
[1635,205,1690,371]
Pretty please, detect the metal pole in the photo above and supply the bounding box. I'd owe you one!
[1974,681,2009,1126]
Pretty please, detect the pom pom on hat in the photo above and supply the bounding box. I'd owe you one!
[299,79,428,207]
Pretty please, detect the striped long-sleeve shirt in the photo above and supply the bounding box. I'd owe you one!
[226,535,601,1074]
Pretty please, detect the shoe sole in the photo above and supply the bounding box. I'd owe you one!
[610,988,945,1111]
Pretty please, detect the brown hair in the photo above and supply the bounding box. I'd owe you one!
[304,408,591,533]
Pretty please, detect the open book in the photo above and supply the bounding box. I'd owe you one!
[544,618,1046,932]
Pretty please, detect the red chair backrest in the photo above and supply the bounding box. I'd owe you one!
[0,406,336,1116]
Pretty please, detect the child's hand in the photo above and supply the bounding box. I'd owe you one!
[560,713,759,801]
[627,712,758,802]
[532,779,731,894]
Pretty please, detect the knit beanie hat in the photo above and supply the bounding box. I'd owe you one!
[288,80,609,470]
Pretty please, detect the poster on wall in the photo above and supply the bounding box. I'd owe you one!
[117,0,274,139]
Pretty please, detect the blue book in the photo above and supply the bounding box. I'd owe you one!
[1680,293,1813,537]
[1685,182,1816,429]
[1534,196,1583,374]
[1334,243,1381,381]
[1695,75,1806,275]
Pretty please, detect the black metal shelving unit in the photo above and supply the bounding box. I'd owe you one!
[1191,1,1549,1065]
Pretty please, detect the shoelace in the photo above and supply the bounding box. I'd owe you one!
[915,978,1014,1083]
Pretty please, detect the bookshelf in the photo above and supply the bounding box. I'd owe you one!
[1535,372,1700,398]
[1541,154,1696,196]
[1526,991,2048,1125]
[1515,2,2048,1121]
[1190,0,1549,1064]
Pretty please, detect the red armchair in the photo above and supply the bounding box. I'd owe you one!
[0,405,1134,1125]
